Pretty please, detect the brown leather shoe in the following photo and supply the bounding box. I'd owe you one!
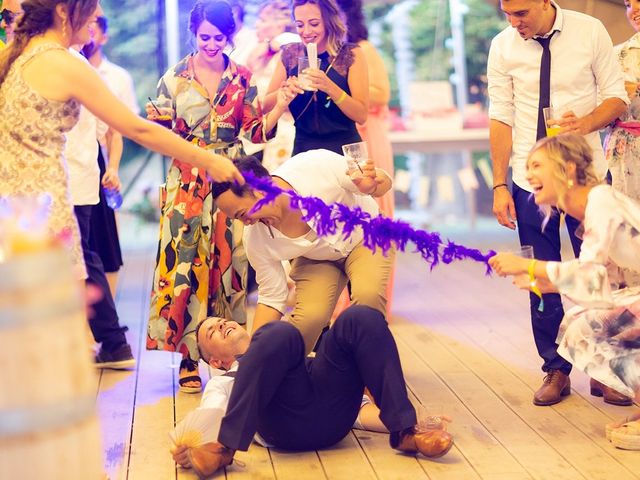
[533,370,571,406]
[187,442,234,478]
[590,379,633,406]
[391,426,454,458]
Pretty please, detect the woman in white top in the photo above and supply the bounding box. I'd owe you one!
[490,134,640,448]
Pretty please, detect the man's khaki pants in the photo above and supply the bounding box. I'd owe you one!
[289,242,395,353]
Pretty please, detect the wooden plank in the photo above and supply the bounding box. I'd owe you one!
[353,429,430,480]
[269,449,327,480]
[96,251,151,480]
[227,444,276,480]
[394,330,534,479]
[395,318,639,480]
[316,433,377,480]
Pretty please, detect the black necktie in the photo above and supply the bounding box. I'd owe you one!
[535,32,556,141]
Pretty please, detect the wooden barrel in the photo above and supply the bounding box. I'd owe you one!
[0,248,104,480]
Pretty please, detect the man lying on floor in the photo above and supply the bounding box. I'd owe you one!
[171,305,454,477]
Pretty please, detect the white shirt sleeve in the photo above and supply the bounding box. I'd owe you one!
[590,20,629,105]
[487,35,515,127]
[199,375,233,411]
[244,226,289,314]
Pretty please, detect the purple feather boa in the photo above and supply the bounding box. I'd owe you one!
[243,172,495,274]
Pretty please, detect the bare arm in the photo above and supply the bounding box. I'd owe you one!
[101,128,123,190]
[306,47,370,125]
[251,303,284,334]
[263,60,289,114]
[489,119,516,230]
[26,50,242,184]
[360,40,390,107]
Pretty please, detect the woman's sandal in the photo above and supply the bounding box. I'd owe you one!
[611,420,640,450]
[179,358,202,394]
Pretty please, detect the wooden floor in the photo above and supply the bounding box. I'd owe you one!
[98,224,640,480]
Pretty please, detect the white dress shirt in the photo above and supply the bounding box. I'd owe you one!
[66,49,108,206]
[487,2,627,191]
[96,57,139,114]
[244,149,380,314]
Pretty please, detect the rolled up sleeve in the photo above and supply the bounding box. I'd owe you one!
[487,38,515,127]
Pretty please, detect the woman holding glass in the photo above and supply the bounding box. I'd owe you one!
[263,0,369,155]
[145,0,291,393]
[490,134,640,448]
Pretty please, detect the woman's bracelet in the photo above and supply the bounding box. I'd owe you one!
[334,90,348,106]
[492,183,508,191]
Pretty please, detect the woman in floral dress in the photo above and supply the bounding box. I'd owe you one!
[491,134,640,448]
[145,0,290,393]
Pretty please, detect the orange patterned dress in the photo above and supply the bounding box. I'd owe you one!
[147,54,274,362]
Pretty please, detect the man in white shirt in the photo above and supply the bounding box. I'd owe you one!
[66,48,135,370]
[212,150,394,354]
[171,306,453,477]
[487,0,628,406]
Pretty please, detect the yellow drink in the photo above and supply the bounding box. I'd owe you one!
[546,126,562,137]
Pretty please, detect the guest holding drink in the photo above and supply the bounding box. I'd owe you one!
[145,0,291,394]
[0,0,242,281]
[490,135,640,447]
[263,0,369,155]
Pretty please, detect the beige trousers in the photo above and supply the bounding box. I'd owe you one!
[289,242,395,353]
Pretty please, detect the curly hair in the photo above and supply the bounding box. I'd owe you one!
[0,0,98,87]
[292,0,346,57]
[529,134,601,228]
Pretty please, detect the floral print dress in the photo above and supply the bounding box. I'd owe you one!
[552,185,640,398]
[0,42,84,277]
[147,54,274,361]
[604,33,640,202]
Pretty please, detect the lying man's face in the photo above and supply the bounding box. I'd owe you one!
[197,317,251,370]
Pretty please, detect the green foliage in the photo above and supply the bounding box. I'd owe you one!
[366,0,505,108]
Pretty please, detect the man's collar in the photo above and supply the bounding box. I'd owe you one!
[534,0,562,39]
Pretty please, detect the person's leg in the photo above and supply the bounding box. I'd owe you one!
[217,321,313,451]
[344,243,395,317]
[512,184,572,375]
[312,305,416,433]
[289,257,348,354]
[74,205,131,363]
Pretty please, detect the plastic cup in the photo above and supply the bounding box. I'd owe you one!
[298,57,319,91]
[517,245,534,259]
[342,142,369,177]
[543,107,562,137]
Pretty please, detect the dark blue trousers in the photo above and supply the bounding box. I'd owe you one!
[218,305,417,451]
[74,205,128,351]
[512,184,581,375]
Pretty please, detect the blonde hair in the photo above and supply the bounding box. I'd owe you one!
[529,134,601,227]
[292,0,346,57]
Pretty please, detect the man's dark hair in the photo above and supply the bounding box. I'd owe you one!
[95,15,108,34]
[195,318,210,363]
[211,155,270,199]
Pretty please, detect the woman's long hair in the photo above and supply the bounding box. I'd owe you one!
[529,134,600,228]
[335,0,368,43]
[292,0,346,57]
[0,0,98,88]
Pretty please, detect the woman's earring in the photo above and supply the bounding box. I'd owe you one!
[567,179,574,188]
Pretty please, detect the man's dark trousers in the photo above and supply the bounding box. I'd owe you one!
[74,205,128,351]
[218,305,417,451]
[512,184,581,375]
